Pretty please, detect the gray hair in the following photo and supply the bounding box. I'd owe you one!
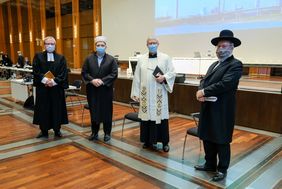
[44,36,56,44]
[146,36,159,44]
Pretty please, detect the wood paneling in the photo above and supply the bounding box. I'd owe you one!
[27,0,35,60]
[7,2,15,63]
[54,0,62,53]
[72,0,80,68]
[112,78,282,134]
[0,4,7,52]
[16,0,24,54]
[93,0,101,48]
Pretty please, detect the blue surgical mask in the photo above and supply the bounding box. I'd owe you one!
[96,46,106,55]
[148,44,158,53]
[46,45,55,53]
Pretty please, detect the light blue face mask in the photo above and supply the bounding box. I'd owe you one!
[96,46,106,55]
[148,44,158,53]
[46,45,55,53]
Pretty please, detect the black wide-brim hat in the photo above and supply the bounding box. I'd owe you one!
[211,29,241,47]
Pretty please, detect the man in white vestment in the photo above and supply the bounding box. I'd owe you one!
[131,37,176,152]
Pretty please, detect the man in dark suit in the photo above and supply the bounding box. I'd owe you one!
[32,36,69,138]
[81,36,118,142]
[16,51,25,68]
[194,30,243,181]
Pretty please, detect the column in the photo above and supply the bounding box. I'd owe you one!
[93,0,102,50]
[16,0,24,54]
[54,0,62,53]
[27,0,35,60]
[72,0,80,68]
[0,4,7,52]
[7,2,15,62]
[40,0,46,50]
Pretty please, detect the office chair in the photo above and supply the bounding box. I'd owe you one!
[65,80,82,107]
[182,112,202,160]
[121,101,142,138]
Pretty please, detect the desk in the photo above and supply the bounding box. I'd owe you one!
[10,79,34,102]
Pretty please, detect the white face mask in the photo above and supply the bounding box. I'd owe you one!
[46,44,55,53]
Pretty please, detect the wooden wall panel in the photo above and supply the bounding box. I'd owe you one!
[16,0,24,54]
[72,0,80,68]
[7,1,16,63]
[0,4,7,52]
[54,0,62,53]
[27,0,35,60]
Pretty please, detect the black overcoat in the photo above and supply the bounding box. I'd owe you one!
[198,56,242,144]
[81,53,118,123]
[32,51,69,130]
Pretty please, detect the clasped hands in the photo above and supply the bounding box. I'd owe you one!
[91,79,104,87]
[155,73,165,83]
[45,79,55,87]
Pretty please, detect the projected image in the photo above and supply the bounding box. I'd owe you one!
[155,0,282,35]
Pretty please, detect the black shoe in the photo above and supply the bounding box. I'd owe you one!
[104,134,111,142]
[163,145,170,152]
[36,132,48,138]
[194,165,216,172]
[88,133,98,141]
[152,143,158,150]
[142,143,151,149]
[54,131,63,138]
[212,172,227,182]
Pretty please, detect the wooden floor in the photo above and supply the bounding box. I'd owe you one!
[0,80,281,189]
[0,144,165,189]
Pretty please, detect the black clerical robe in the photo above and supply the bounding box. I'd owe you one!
[32,51,69,131]
[81,53,118,123]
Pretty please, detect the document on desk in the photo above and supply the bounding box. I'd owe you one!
[44,71,55,79]
[204,96,217,102]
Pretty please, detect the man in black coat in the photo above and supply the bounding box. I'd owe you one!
[194,30,243,181]
[32,36,69,138]
[17,51,24,68]
[81,36,118,142]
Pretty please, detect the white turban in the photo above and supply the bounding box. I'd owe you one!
[95,36,107,44]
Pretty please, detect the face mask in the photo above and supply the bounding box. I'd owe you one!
[148,44,158,53]
[46,45,55,53]
[96,46,106,55]
[216,47,232,59]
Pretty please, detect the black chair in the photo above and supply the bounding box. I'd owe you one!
[65,80,82,107]
[81,104,90,127]
[182,112,202,160]
[121,101,142,138]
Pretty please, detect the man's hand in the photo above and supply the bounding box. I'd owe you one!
[91,79,103,87]
[196,90,205,102]
[46,79,53,87]
[155,73,165,83]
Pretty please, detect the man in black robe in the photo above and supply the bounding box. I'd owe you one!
[32,36,69,138]
[194,30,243,181]
[81,36,118,142]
